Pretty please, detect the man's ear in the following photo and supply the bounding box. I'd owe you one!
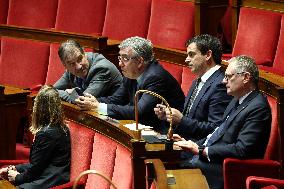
[243,72,251,84]
[137,57,145,69]
[205,50,212,61]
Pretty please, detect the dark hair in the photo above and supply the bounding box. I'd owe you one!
[186,34,222,64]
[58,39,84,63]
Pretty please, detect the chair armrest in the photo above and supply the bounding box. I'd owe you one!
[0,160,29,167]
[223,158,281,189]
[246,176,284,189]
[50,180,85,189]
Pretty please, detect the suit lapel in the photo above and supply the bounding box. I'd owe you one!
[213,90,259,142]
[188,69,222,115]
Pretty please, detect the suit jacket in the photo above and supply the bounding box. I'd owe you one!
[192,90,271,189]
[54,52,122,103]
[175,68,232,141]
[98,60,185,133]
[15,125,71,189]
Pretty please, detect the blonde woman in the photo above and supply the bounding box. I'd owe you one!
[0,85,71,189]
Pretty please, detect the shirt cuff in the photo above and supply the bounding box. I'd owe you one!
[98,103,108,115]
[205,147,211,162]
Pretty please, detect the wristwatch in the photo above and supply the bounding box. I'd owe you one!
[198,145,205,156]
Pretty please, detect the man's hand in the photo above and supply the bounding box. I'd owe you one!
[74,93,99,111]
[154,104,167,120]
[171,134,186,141]
[174,140,199,155]
[7,169,19,182]
[165,108,183,125]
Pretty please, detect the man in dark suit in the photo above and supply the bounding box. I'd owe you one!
[154,34,232,141]
[54,39,122,103]
[75,36,185,133]
[174,55,271,189]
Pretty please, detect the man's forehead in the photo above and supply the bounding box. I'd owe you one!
[119,47,134,55]
[186,43,199,53]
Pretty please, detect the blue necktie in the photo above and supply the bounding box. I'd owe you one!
[206,101,239,146]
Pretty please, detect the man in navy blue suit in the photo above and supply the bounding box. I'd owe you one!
[175,56,271,189]
[74,36,185,133]
[154,34,232,141]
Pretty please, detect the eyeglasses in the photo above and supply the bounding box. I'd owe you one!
[118,56,137,62]
[224,72,246,81]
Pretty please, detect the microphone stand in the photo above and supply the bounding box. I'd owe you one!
[134,90,174,150]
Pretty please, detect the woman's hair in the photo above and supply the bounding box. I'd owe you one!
[30,85,66,134]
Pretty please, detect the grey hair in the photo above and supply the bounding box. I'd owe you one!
[58,39,84,64]
[230,55,259,86]
[119,36,154,64]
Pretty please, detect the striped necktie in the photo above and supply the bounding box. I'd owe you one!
[184,78,201,116]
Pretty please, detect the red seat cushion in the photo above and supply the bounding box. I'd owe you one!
[147,0,195,50]
[232,7,282,66]
[102,0,151,40]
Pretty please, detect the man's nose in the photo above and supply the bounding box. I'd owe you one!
[185,56,190,64]
[118,61,124,67]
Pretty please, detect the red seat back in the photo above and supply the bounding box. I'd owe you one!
[55,0,107,35]
[85,133,117,189]
[0,38,50,88]
[160,62,183,85]
[147,0,195,50]
[271,15,284,74]
[45,44,66,85]
[85,133,132,189]
[264,96,280,161]
[0,0,9,55]
[232,8,281,66]
[102,0,151,40]
[0,0,58,88]
[7,0,57,28]
[0,0,9,24]
[68,121,95,182]
[181,67,196,96]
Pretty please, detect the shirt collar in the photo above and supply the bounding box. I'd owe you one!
[238,90,254,104]
[200,65,221,83]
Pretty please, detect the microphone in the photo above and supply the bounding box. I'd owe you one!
[134,90,173,140]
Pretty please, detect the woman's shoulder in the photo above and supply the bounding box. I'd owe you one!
[37,124,69,137]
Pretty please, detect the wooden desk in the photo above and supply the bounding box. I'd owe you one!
[0,85,30,159]
[167,169,209,189]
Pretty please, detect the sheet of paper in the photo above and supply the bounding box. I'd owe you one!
[123,123,153,131]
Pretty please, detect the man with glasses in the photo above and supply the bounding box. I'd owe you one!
[154,34,232,141]
[174,55,271,189]
[75,36,185,133]
[54,39,122,103]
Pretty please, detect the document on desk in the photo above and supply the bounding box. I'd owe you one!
[123,123,153,131]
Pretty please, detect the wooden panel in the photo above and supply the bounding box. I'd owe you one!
[0,86,30,159]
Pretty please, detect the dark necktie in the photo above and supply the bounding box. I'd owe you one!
[206,100,239,146]
[184,78,201,116]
